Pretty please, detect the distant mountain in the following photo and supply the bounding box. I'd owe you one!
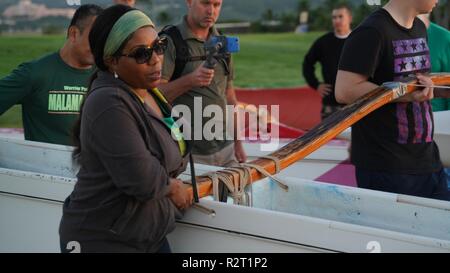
[1,0,383,33]
[147,0,365,22]
[1,0,366,23]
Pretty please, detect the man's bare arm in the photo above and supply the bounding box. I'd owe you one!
[158,63,214,103]
[335,70,379,104]
[335,70,434,104]
[225,81,238,105]
[158,77,195,103]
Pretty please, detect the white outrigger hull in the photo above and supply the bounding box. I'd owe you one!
[1,137,450,253]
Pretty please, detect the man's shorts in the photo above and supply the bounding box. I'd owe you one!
[355,167,450,201]
[192,143,238,167]
[446,168,450,190]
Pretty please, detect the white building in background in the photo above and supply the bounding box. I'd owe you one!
[3,0,75,20]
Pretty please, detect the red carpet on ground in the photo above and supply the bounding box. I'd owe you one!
[237,87,357,187]
[236,86,322,131]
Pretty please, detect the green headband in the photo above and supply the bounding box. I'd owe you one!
[104,10,155,58]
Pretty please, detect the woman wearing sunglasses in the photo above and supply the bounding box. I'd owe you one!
[59,4,193,253]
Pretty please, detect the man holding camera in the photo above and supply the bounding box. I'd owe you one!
[159,0,246,167]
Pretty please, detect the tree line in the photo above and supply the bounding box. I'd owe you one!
[251,0,449,32]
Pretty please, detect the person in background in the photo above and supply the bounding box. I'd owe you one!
[59,5,192,253]
[158,0,247,169]
[113,0,136,7]
[303,4,352,120]
[335,0,449,201]
[0,4,103,145]
[418,14,450,189]
[418,14,450,112]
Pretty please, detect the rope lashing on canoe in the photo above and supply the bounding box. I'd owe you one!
[199,168,250,205]
[184,74,450,203]
[241,155,289,192]
[261,155,281,173]
[198,156,288,205]
[218,168,251,204]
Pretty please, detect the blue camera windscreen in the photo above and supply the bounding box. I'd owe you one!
[227,37,240,53]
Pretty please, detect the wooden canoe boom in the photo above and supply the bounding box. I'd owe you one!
[187,73,450,200]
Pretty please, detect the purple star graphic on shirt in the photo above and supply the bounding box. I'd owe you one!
[393,38,429,55]
[392,38,432,145]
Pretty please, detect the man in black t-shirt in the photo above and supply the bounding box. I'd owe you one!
[303,4,352,120]
[335,0,449,201]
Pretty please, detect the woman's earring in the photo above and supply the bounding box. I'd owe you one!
[114,71,118,79]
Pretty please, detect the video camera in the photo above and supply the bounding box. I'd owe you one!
[204,36,240,69]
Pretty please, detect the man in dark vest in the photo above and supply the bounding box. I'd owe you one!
[158,0,246,167]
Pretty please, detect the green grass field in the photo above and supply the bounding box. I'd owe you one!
[0,35,65,127]
[0,32,323,127]
[233,32,322,88]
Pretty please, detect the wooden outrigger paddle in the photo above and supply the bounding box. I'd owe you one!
[186,73,450,203]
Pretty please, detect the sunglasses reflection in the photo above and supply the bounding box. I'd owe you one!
[121,37,168,64]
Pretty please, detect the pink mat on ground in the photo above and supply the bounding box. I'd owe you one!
[0,128,23,134]
[315,160,357,187]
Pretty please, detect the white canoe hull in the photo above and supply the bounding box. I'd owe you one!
[1,137,450,253]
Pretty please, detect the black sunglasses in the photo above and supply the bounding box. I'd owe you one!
[120,37,168,64]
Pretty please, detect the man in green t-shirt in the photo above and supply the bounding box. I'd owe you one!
[419,14,450,111]
[0,4,103,146]
[158,0,246,167]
